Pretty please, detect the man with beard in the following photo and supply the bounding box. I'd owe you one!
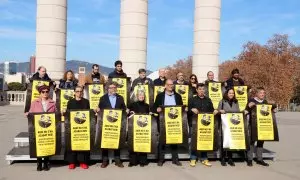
[153,79,183,166]
[85,64,106,85]
[108,60,128,78]
[131,68,153,91]
[96,81,127,168]
[225,68,245,89]
[154,69,167,86]
[188,83,218,167]
[246,87,276,167]
[173,72,189,85]
[29,66,55,87]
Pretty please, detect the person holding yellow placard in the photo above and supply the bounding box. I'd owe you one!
[108,60,128,78]
[58,70,78,89]
[218,88,240,166]
[188,83,218,167]
[173,72,189,85]
[85,64,106,85]
[27,85,56,171]
[153,79,183,166]
[131,68,153,91]
[96,81,127,168]
[128,91,150,167]
[65,86,90,170]
[154,69,166,86]
[224,68,245,90]
[246,87,277,167]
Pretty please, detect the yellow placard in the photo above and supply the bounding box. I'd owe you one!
[60,89,74,121]
[226,113,246,150]
[234,86,248,111]
[31,80,50,102]
[133,115,151,153]
[154,86,165,102]
[88,84,104,110]
[256,104,274,140]
[175,85,189,106]
[197,114,214,151]
[165,107,183,144]
[208,82,222,109]
[34,114,56,157]
[101,109,122,149]
[133,84,150,104]
[112,78,128,105]
[70,111,90,151]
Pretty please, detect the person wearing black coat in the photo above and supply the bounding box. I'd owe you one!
[96,81,127,168]
[29,66,55,88]
[153,69,166,86]
[131,68,153,91]
[246,87,276,167]
[59,70,78,89]
[153,79,183,167]
[127,91,150,167]
[225,68,245,90]
[65,86,90,170]
[108,60,127,78]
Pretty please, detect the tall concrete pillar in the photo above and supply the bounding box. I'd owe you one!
[36,0,67,80]
[193,0,221,82]
[119,0,148,79]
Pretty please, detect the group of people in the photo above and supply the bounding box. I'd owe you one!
[25,60,276,171]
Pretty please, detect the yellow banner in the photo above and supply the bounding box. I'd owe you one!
[234,86,248,111]
[70,111,90,151]
[197,114,214,151]
[60,89,74,121]
[175,85,189,106]
[154,86,165,102]
[165,107,183,144]
[112,78,128,105]
[133,84,150,104]
[31,80,50,102]
[226,113,246,150]
[88,84,104,110]
[133,115,151,153]
[208,82,222,109]
[34,114,56,157]
[256,104,274,140]
[101,109,122,149]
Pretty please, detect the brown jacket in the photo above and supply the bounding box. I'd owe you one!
[85,73,106,85]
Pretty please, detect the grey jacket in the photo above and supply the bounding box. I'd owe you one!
[217,99,240,113]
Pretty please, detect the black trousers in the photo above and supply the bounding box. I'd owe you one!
[65,151,89,164]
[158,144,179,161]
[102,149,121,162]
[247,141,264,161]
[129,151,148,165]
[37,157,49,164]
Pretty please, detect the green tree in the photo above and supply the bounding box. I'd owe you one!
[7,82,25,91]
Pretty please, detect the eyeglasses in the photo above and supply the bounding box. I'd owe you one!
[41,91,49,94]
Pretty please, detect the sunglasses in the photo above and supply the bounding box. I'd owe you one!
[41,91,49,94]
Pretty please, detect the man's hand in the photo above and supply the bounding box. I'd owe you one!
[157,107,162,113]
[94,108,100,113]
[191,108,199,114]
[213,110,219,115]
[185,107,188,112]
[248,102,256,108]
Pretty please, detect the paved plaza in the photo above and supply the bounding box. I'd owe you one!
[0,106,299,180]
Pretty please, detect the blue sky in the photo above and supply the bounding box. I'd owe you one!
[0,0,299,71]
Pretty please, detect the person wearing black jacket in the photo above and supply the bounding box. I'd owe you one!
[173,72,189,85]
[65,86,90,170]
[189,74,198,96]
[246,87,276,167]
[108,60,127,78]
[131,68,153,91]
[225,68,245,89]
[188,83,218,167]
[127,91,150,167]
[59,70,78,89]
[96,81,127,168]
[153,79,183,166]
[29,66,55,87]
[153,69,166,86]
[204,71,216,85]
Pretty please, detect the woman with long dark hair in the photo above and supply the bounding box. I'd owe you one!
[189,74,198,95]
[59,70,78,89]
[217,88,240,166]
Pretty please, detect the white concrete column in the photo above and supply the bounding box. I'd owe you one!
[119,0,148,79]
[36,0,67,80]
[193,0,221,82]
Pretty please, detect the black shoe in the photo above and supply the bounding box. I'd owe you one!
[43,163,50,171]
[157,160,164,166]
[101,161,109,168]
[247,160,253,167]
[140,164,145,167]
[37,163,42,171]
[257,160,269,167]
[115,160,124,168]
[172,160,182,166]
[128,163,137,167]
[221,159,227,166]
[228,159,235,167]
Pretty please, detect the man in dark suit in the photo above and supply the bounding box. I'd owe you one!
[96,81,126,168]
[153,79,183,166]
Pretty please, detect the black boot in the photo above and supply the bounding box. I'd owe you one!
[228,159,235,166]
[257,160,269,167]
[247,160,253,167]
[221,158,227,166]
[43,158,50,171]
[37,158,42,171]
